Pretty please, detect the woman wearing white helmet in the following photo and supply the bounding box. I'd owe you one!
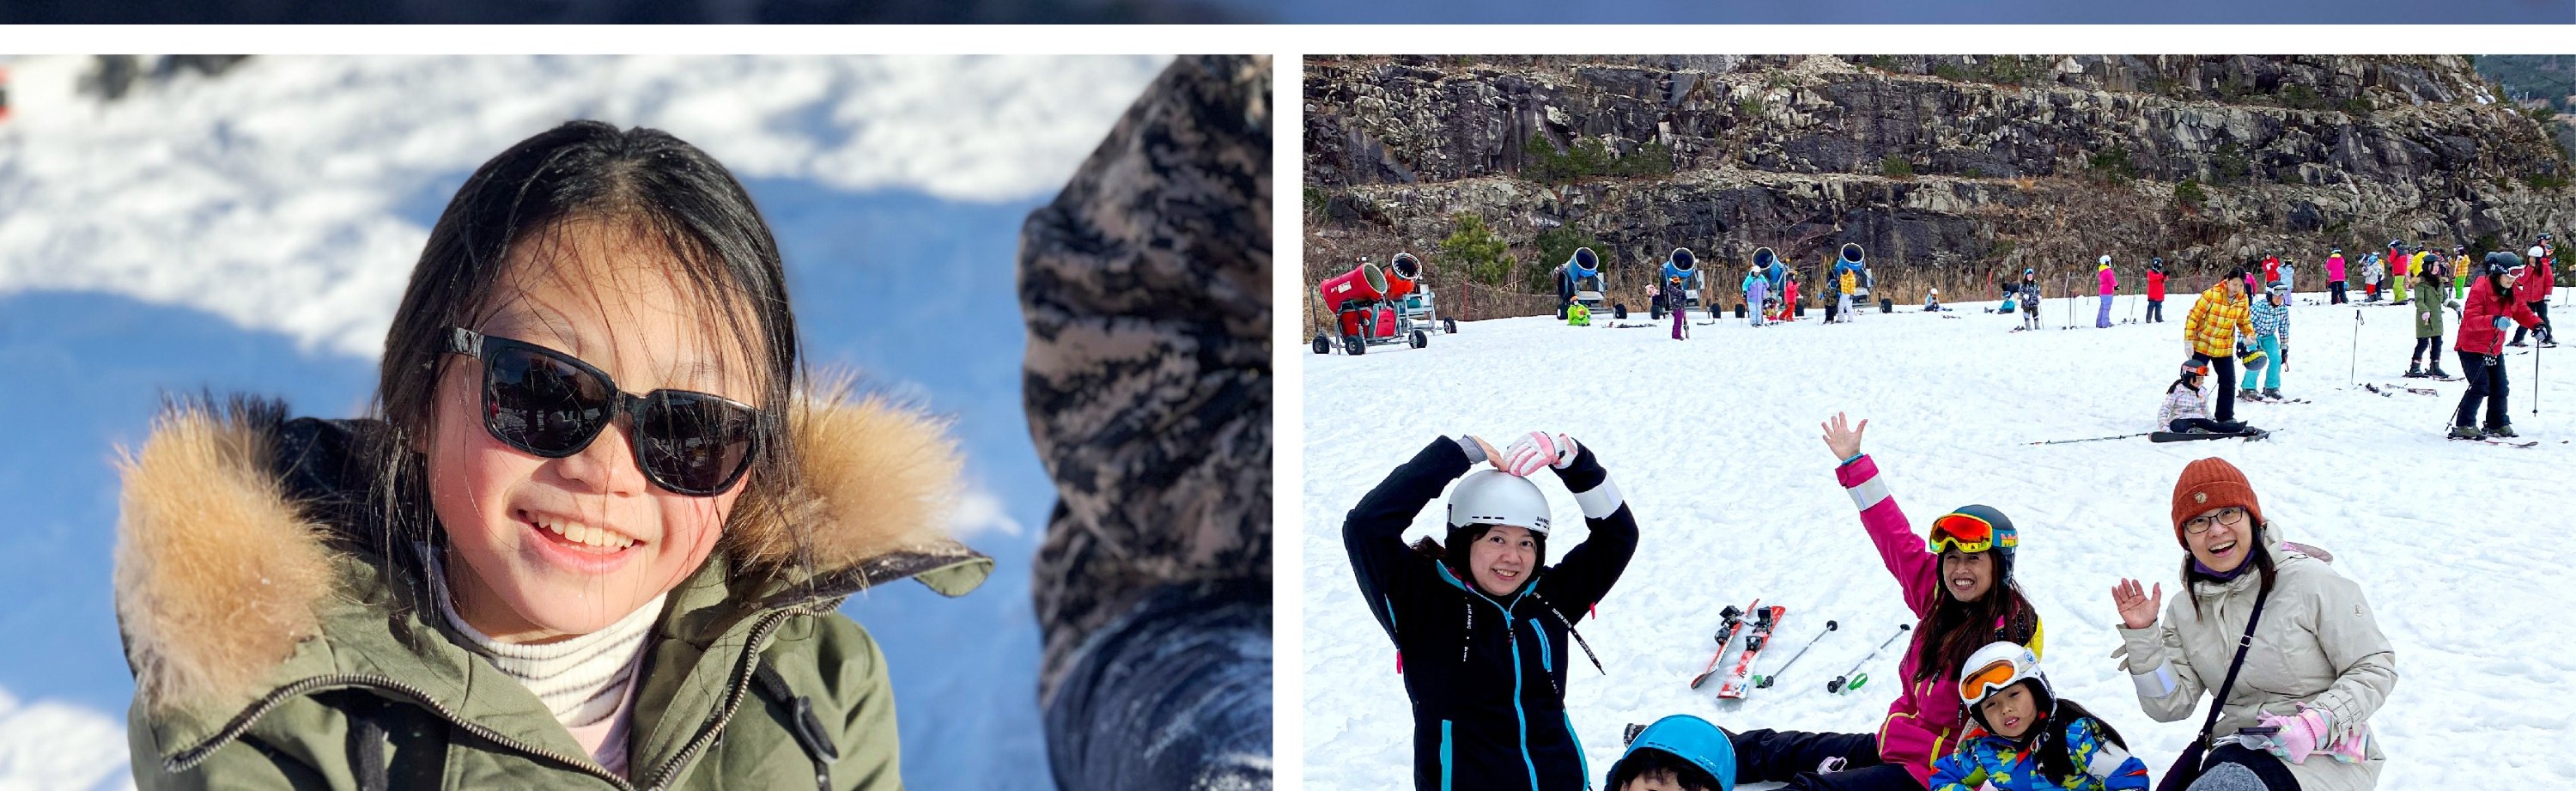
[2508,241,2556,348]
[1345,432,1640,790]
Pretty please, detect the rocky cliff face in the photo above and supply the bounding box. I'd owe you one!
[1304,55,2574,326]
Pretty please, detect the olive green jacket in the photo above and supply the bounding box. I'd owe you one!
[114,396,992,791]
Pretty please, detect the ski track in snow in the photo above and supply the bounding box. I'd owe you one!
[1303,291,2576,788]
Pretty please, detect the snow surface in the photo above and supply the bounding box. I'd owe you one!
[1303,289,2576,788]
[0,54,1168,791]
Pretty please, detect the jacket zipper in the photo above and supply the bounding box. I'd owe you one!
[167,608,798,791]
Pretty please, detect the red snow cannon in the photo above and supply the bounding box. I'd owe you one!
[1320,262,1390,337]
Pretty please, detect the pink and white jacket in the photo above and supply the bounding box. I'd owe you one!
[1838,455,2047,788]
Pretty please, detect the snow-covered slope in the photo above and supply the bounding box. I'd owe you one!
[1302,290,2576,788]
[0,54,1168,791]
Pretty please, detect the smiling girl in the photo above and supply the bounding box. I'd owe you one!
[1724,413,2042,791]
[1930,642,2148,791]
[1343,432,1639,790]
[114,121,992,790]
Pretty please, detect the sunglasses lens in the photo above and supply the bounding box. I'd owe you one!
[635,392,757,495]
[486,345,613,454]
[1932,514,1991,545]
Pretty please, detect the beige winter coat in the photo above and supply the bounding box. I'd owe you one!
[2113,540,2397,791]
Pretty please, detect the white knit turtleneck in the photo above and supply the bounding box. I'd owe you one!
[429,553,666,730]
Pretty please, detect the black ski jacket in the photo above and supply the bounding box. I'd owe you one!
[1343,437,1639,791]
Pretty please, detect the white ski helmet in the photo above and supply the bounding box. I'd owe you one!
[1448,470,1552,535]
[1958,641,2054,732]
[2098,254,2111,265]
[2530,246,2548,260]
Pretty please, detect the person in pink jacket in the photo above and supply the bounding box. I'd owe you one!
[1726,414,2044,791]
[2096,256,2119,328]
[2324,247,2348,304]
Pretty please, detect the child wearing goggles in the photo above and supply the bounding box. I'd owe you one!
[1932,642,2148,791]
[1723,414,2042,791]
[115,122,991,788]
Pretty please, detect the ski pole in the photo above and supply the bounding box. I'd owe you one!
[1829,624,1911,694]
[1754,620,1837,688]
[2029,432,2152,446]
[2348,308,2360,386]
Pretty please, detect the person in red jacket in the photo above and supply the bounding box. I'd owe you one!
[2261,254,2281,286]
[2453,253,2546,439]
[2145,258,2169,323]
[2509,236,2557,349]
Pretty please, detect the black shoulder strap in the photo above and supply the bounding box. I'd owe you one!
[2190,582,2272,749]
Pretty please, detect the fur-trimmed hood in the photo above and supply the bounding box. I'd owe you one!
[113,391,991,716]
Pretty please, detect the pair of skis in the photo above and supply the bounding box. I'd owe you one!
[1687,601,1788,698]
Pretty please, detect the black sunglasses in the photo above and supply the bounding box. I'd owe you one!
[445,327,762,496]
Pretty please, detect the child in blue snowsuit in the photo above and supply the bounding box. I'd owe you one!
[2249,283,2291,399]
[1931,642,2148,791]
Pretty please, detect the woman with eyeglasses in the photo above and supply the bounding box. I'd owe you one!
[114,122,989,789]
[2111,458,2397,791]
[1723,414,2042,791]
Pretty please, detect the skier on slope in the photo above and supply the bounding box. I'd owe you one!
[2246,283,2292,401]
[2112,458,2398,791]
[2095,255,2118,328]
[1343,432,1639,791]
[2325,247,2348,305]
[1779,270,1802,323]
[1722,414,2043,791]
[2507,237,2556,348]
[2019,268,2044,331]
[2451,245,2473,301]
[2407,263,2459,380]
[2386,240,2412,305]
[1929,642,2150,791]
[2145,259,2169,323]
[1666,247,1698,339]
[2184,267,2259,431]
[1746,260,1771,328]
[2451,253,2545,440]
[2360,253,2385,303]
[1924,287,1944,313]
[1836,244,1868,324]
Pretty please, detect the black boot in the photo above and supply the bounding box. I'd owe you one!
[2405,361,2424,378]
[2486,423,2520,438]
[2450,424,2486,440]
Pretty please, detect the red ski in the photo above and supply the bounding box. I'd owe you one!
[1686,601,1755,689]
[1715,605,1788,699]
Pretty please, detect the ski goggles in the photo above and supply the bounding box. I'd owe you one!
[1958,656,2025,704]
[1928,512,2016,555]
[446,327,763,496]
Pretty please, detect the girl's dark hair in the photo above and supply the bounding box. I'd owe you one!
[1608,749,1722,791]
[370,120,801,575]
[2184,520,2277,618]
[1911,551,2039,688]
[2032,697,2126,784]
[2168,374,2199,394]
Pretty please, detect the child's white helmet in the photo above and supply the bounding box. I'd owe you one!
[1958,641,2054,732]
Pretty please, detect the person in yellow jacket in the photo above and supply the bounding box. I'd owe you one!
[2183,268,2258,428]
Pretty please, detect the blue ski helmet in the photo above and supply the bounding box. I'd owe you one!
[1841,242,1866,264]
[1610,715,1736,791]
[1671,247,1696,271]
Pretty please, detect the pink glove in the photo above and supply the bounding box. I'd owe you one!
[1501,432,1577,477]
[2253,707,2331,764]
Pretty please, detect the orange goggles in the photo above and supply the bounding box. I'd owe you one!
[1958,657,2022,704]
[1929,512,2015,555]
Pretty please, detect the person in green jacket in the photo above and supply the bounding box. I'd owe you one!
[116,121,993,790]
[2409,265,2460,379]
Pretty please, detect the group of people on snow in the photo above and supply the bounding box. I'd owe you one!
[1550,244,1874,330]
[1341,417,2396,791]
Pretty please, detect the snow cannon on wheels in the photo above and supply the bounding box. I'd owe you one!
[1653,247,1705,321]
[1561,246,1622,326]
[1388,253,1458,338]
[1312,256,1433,356]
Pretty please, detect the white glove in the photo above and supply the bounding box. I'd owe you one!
[1501,432,1578,476]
